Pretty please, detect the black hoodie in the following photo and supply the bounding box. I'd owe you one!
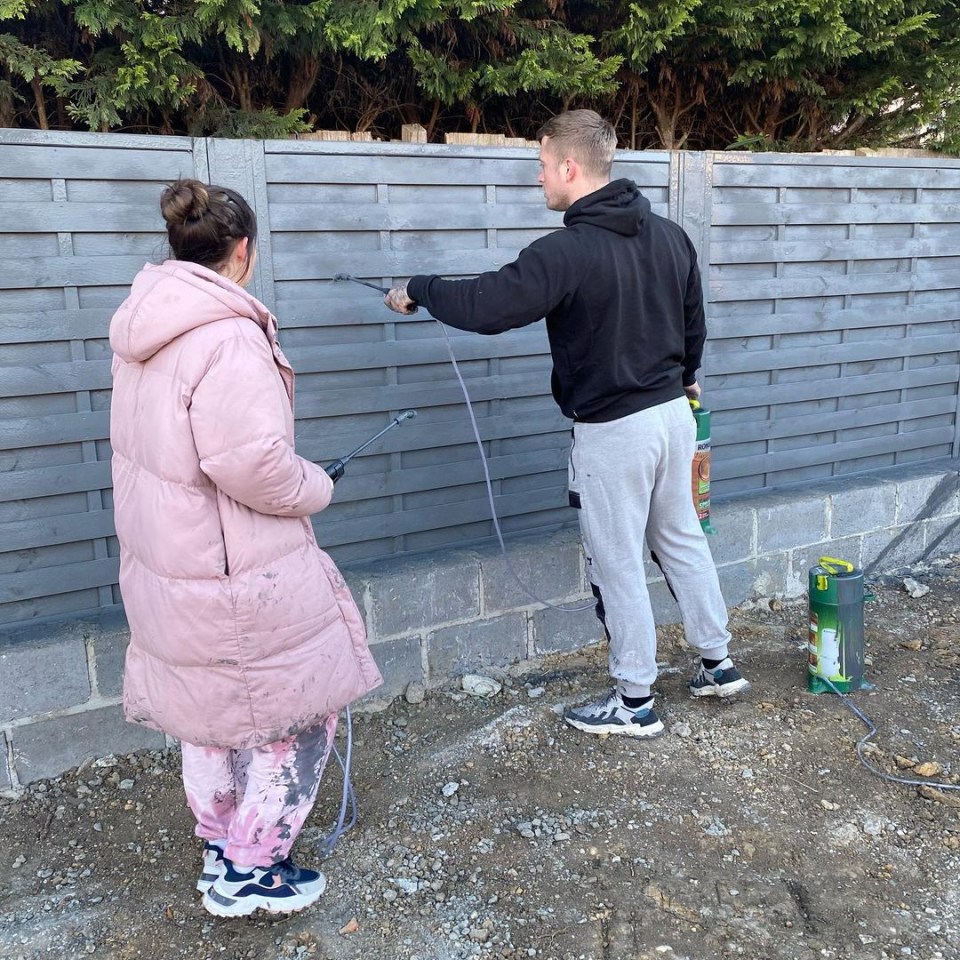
[406,178,706,423]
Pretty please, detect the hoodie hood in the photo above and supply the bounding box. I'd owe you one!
[110,260,274,362]
[563,178,650,237]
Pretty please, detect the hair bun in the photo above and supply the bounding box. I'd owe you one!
[160,179,210,226]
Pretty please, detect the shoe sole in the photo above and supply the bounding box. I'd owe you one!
[201,877,327,918]
[563,716,665,738]
[689,678,752,699]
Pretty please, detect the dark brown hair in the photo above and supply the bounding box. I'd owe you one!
[160,178,257,273]
[536,110,617,180]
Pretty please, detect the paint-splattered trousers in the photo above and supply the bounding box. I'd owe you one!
[180,713,337,867]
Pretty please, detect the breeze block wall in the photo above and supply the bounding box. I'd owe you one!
[2,460,957,794]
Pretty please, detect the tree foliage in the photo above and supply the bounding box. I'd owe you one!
[0,0,957,150]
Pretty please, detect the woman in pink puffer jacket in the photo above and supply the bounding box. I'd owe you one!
[109,179,382,918]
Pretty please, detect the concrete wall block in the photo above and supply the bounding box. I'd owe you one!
[366,635,424,701]
[757,496,828,554]
[830,481,897,539]
[11,706,165,784]
[717,561,757,609]
[896,471,960,524]
[481,530,583,612]
[862,524,926,574]
[924,516,960,559]
[0,732,10,790]
[91,627,129,698]
[367,552,480,638]
[0,633,91,724]
[791,537,864,579]
[531,603,604,656]
[706,499,756,564]
[427,614,527,680]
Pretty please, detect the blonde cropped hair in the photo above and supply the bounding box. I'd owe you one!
[536,110,617,180]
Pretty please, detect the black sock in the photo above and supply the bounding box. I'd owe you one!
[620,693,653,710]
[702,657,725,670]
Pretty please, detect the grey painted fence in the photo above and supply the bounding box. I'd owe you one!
[1,131,959,629]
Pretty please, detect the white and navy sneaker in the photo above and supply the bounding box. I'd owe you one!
[563,689,665,738]
[202,857,327,917]
[196,841,226,893]
[689,657,751,699]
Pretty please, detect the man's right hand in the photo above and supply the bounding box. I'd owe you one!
[384,285,417,315]
[684,381,702,400]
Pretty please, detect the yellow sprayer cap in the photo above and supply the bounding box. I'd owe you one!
[819,556,855,575]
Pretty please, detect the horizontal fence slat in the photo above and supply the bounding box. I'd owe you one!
[706,302,959,338]
[713,160,960,189]
[269,202,566,232]
[295,371,551,420]
[713,396,956,444]
[0,510,115,552]
[708,365,959,409]
[0,358,113,398]
[0,410,110,449]
[708,332,959,375]
[5,255,147,289]
[716,427,947,481]
[710,268,960,303]
[0,144,194,180]
[0,202,164,233]
[711,236,960,265]
[264,151,671,188]
[0,557,120,603]
[0,461,112,502]
[316,485,572,548]
[0,308,112,343]
[712,202,960,226]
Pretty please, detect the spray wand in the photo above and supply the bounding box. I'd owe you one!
[325,410,417,482]
[333,273,418,313]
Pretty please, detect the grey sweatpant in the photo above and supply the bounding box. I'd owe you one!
[569,396,731,699]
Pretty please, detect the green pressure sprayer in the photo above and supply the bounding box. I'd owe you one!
[807,556,870,693]
[689,399,716,535]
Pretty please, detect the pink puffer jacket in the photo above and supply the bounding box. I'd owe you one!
[109,260,382,748]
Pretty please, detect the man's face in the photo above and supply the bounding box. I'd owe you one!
[538,137,571,211]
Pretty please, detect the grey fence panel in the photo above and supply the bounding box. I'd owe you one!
[0,131,210,625]
[245,140,673,563]
[2,131,959,628]
[701,153,960,494]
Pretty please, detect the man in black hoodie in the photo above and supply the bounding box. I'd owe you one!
[385,109,750,737]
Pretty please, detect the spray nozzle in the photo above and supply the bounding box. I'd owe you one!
[324,409,417,483]
[333,274,418,313]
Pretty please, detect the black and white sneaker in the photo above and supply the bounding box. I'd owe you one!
[689,657,751,699]
[563,689,665,738]
[196,841,226,893]
[202,857,327,917]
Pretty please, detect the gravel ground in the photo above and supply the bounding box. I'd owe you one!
[1,557,959,960]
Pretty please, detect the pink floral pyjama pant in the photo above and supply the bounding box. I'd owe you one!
[180,713,337,866]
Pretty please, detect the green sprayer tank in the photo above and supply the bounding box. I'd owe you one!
[688,399,716,535]
[807,556,867,693]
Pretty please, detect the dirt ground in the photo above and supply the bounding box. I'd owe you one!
[1,558,959,960]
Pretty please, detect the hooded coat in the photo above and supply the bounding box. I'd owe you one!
[109,260,382,749]
[407,178,706,423]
